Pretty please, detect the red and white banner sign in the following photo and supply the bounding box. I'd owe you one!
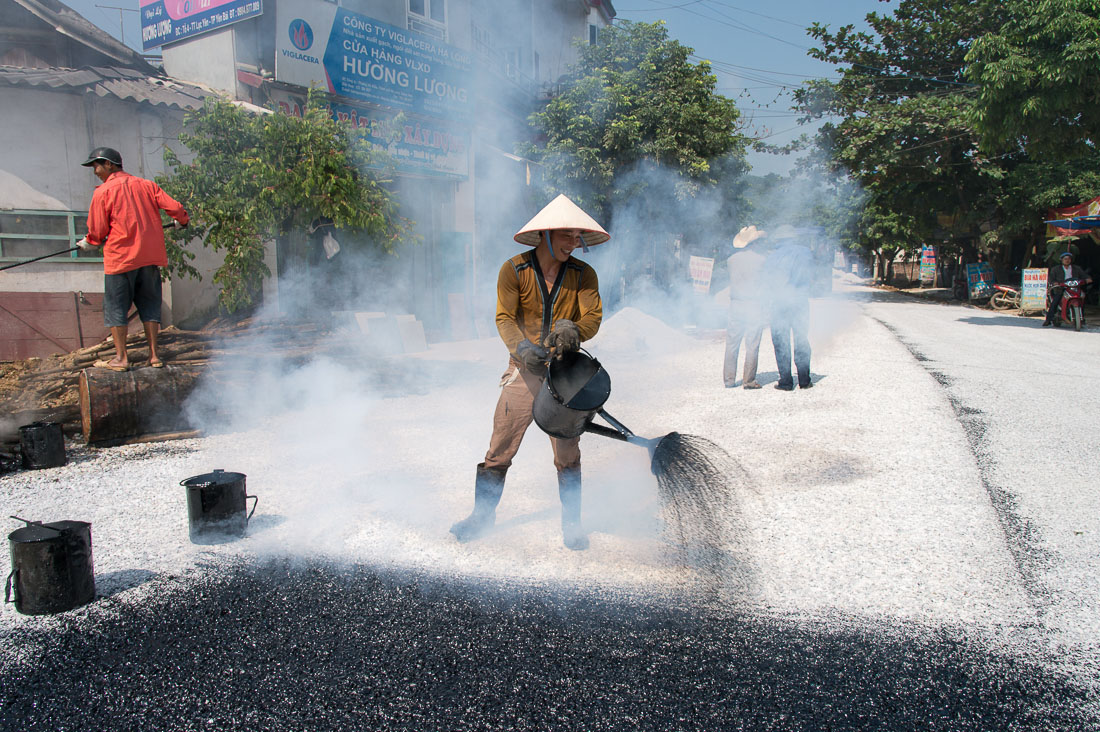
[689,256,714,294]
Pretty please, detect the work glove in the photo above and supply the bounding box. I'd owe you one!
[544,319,581,357]
[515,338,550,372]
[76,237,95,251]
[173,219,188,230]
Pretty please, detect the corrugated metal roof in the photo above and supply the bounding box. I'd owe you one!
[0,64,216,110]
[13,0,155,72]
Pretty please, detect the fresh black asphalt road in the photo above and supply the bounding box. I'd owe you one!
[2,557,1093,731]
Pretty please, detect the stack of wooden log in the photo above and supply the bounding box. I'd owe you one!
[0,317,336,448]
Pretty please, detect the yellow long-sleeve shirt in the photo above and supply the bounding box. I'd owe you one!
[495,250,602,358]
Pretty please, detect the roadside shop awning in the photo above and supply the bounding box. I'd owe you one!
[1043,215,1100,230]
[1047,195,1100,239]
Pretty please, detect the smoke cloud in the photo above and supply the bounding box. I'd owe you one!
[172,12,867,596]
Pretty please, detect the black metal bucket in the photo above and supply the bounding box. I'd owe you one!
[181,469,257,541]
[533,349,612,439]
[19,422,66,470]
[5,519,95,615]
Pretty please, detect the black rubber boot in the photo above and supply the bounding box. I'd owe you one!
[450,463,506,543]
[558,466,589,551]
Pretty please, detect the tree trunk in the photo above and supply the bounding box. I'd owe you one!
[78,365,203,446]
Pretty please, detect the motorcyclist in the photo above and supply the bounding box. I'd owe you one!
[1043,252,1092,327]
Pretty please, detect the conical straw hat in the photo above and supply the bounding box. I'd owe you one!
[513,194,610,247]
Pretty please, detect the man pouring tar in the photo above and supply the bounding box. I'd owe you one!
[450,194,609,550]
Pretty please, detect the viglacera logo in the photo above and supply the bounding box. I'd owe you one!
[289,19,314,51]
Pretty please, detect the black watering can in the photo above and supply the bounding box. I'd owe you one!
[533,351,728,516]
[532,349,662,453]
[181,469,258,542]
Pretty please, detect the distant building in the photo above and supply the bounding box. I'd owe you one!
[153,0,615,340]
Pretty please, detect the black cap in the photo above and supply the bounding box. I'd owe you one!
[81,147,122,167]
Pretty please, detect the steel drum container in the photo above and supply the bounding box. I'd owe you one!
[5,520,95,615]
[19,422,66,469]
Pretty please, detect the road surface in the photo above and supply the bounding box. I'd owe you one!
[1,279,1096,730]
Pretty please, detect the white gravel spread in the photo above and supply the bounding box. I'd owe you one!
[2,274,1097,694]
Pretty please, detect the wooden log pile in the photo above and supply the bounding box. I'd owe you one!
[0,317,337,449]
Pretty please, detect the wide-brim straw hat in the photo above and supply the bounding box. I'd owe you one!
[513,194,610,247]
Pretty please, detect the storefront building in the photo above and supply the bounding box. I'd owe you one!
[154,0,616,340]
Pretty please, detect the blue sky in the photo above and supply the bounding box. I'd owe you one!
[61,0,887,175]
[612,0,886,174]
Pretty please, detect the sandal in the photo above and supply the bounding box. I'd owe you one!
[93,359,130,372]
[149,359,165,369]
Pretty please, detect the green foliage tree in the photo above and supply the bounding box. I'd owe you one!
[966,0,1100,264]
[159,91,413,312]
[795,0,1010,278]
[522,20,747,239]
[967,0,1100,161]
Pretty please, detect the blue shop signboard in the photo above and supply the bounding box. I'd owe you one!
[141,0,263,51]
[275,1,472,122]
[270,91,469,179]
[919,245,936,284]
[966,262,995,300]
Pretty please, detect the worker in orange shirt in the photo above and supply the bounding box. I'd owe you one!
[76,147,189,371]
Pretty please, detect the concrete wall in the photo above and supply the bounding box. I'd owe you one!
[166,233,231,329]
[0,261,103,294]
[162,27,238,95]
[0,87,95,209]
[534,0,590,85]
[341,0,405,27]
[0,87,188,209]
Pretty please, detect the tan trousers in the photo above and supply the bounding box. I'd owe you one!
[483,362,581,471]
[723,301,765,386]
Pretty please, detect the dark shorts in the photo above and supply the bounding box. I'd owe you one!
[103,265,162,328]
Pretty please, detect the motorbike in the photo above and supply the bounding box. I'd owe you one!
[990,283,1021,310]
[1046,279,1087,330]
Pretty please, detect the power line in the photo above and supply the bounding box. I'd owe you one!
[690,0,811,50]
[615,0,811,51]
[696,0,806,29]
[748,123,805,141]
[850,63,978,88]
[698,56,840,81]
[95,3,137,47]
[613,1,982,121]
[893,150,1021,168]
[616,0,707,10]
[738,109,804,116]
[673,5,811,51]
[618,0,806,28]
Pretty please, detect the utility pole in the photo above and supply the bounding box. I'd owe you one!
[95,4,138,48]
